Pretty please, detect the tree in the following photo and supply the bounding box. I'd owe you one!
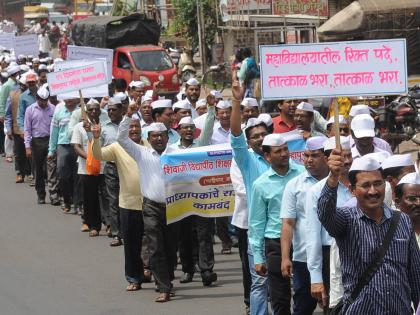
[172,0,218,59]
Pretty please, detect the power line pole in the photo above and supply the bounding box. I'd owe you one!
[196,0,206,74]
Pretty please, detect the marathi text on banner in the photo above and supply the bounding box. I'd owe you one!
[161,144,235,224]
[260,39,408,100]
[47,60,108,96]
[272,0,328,17]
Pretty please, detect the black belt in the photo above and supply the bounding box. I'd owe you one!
[143,197,166,208]
[106,161,116,166]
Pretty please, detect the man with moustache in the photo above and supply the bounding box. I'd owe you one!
[306,136,354,311]
[317,153,420,314]
[133,92,153,128]
[184,78,201,118]
[293,102,324,140]
[92,118,147,291]
[280,136,329,314]
[395,172,420,248]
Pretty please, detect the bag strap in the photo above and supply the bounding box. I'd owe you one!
[347,210,401,303]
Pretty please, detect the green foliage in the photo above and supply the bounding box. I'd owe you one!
[172,0,218,50]
[111,0,138,16]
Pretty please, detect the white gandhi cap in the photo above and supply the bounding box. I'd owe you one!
[349,155,381,172]
[216,100,231,109]
[258,113,273,127]
[351,114,375,138]
[397,172,420,186]
[349,104,370,117]
[262,133,286,147]
[241,98,259,107]
[305,136,328,151]
[244,117,263,131]
[186,78,200,86]
[196,99,207,108]
[36,85,50,99]
[178,116,195,126]
[327,115,348,126]
[323,136,351,151]
[146,122,167,133]
[296,102,313,112]
[151,99,172,110]
[210,90,222,99]
[382,154,414,170]
[173,100,192,110]
[363,152,391,166]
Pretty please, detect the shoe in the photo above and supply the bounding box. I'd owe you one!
[37,198,46,204]
[62,205,71,214]
[221,247,231,255]
[80,224,89,232]
[143,269,152,283]
[110,236,123,247]
[89,229,99,237]
[15,175,24,183]
[202,271,217,286]
[179,272,194,283]
[51,199,61,206]
[155,292,170,303]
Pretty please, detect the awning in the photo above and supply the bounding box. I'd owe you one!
[360,0,420,11]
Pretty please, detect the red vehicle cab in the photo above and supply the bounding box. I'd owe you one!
[113,45,180,98]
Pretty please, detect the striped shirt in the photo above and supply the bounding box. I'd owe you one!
[317,182,420,315]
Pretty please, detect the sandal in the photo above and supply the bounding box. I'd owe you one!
[155,293,170,303]
[89,229,99,237]
[126,283,141,291]
[62,206,71,214]
[80,224,89,232]
[5,157,13,163]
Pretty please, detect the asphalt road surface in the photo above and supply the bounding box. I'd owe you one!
[0,158,325,315]
[0,160,246,315]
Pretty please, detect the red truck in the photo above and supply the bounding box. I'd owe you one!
[72,14,180,98]
[113,45,179,98]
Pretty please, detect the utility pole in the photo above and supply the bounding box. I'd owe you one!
[196,0,206,74]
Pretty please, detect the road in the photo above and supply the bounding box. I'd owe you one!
[0,159,245,315]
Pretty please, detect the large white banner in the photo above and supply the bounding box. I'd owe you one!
[14,34,39,57]
[47,60,107,96]
[67,45,114,82]
[0,33,15,50]
[260,39,408,100]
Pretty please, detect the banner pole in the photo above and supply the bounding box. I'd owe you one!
[332,98,341,150]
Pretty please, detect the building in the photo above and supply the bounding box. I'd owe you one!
[0,0,25,27]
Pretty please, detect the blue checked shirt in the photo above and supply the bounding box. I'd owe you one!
[318,182,420,315]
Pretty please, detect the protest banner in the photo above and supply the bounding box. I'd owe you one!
[161,144,235,224]
[53,60,109,99]
[47,60,107,96]
[0,33,15,50]
[260,39,408,100]
[14,34,39,57]
[281,130,306,164]
[67,45,114,82]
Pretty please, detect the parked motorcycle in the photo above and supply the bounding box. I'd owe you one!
[179,47,196,83]
[377,85,420,151]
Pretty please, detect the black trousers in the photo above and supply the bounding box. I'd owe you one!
[179,215,214,276]
[236,227,251,307]
[104,162,121,238]
[0,121,4,154]
[143,198,178,293]
[31,137,49,199]
[322,245,331,314]
[265,238,291,315]
[13,134,29,176]
[81,175,104,231]
[57,144,79,207]
[120,207,144,284]
[215,217,232,249]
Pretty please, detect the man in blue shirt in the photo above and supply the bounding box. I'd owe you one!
[48,97,79,214]
[280,136,329,315]
[249,133,304,315]
[305,136,353,310]
[17,73,38,130]
[230,82,270,315]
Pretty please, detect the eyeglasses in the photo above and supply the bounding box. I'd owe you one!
[356,181,385,190]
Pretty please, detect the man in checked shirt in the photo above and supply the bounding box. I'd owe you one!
[317,151,420,314]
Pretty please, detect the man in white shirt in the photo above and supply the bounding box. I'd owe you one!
[38,29,51,58]
[117,103,178,303]
[350,114,389,159]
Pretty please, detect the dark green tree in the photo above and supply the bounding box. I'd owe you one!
[172,0,218,59]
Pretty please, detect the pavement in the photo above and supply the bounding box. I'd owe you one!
[0,159,246,315]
